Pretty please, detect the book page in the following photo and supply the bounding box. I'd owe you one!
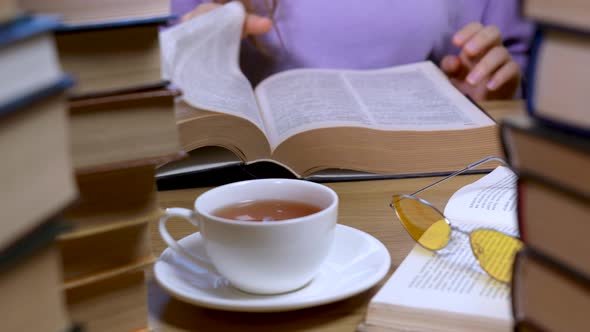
[370,167,518,329]
[444,166,518,229]
[159,2,266,133]
[255,62,494,150]
[372,240,512,325]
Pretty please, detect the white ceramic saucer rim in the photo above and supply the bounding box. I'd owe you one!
[154,224,391,312]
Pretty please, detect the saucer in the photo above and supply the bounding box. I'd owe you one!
[154,224,391,312]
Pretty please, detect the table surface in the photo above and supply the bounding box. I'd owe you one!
[147,100,524,332]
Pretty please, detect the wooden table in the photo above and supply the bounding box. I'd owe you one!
[148,101,524,332]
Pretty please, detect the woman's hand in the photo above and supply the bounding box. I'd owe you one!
[441,23,521,100]
[181,3,272,37]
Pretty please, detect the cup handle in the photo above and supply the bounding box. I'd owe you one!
[159,207,220,277]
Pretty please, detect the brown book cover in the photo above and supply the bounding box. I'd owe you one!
[59,220,156,282]
[66,265,151,332]
[0,0,20,23]
[522,0,590,31]
[68,88,185,173]
[55,22,163,96]
[526,27,590,135]
[502,115,590,197]
[512,249,590,332]
[60,164,163,281]
[517,175,590,278]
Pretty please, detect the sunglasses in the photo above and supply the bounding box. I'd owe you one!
[390,156,523,283]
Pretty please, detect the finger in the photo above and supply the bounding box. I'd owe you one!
[244,15,273,36]
[440,55,461,76]
[466,46,510,85]
[487,61,520,91]
[463,25,502,57]
[452,22,483,47]
[182,3,221,22]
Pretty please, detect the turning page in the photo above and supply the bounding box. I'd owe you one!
[160,2,266,132]
[255,62,495,150]
[444,166,518,230]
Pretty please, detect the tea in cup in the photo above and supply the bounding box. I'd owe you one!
[159,179,338,294]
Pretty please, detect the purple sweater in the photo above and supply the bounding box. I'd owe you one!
[172,0,533,85]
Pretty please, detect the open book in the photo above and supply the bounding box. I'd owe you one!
[160,2,500,179]
[362,166,518,332]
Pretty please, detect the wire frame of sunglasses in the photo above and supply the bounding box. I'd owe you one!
[389,156,523,283]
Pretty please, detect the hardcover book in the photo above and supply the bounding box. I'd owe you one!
[512,249,590,332]
[160,2,502,180]
[1,221,72,332]
[54,17,169,96]
[517,175,590,278]
[501,115,590,196]
[0,79,76,249]
[68,87,184,173]
[65,264,152,332]
[19,0,170,27]
[0,15,63,109]
[521,0,590,31]
[526,27,590,136]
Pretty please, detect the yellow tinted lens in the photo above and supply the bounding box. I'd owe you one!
[470,229,523,283]
[392,196,450,250]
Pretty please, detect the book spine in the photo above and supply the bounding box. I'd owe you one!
[512,117,589,153]
[526,26,590,137]
[510,248,523,321]
[0,15,61,48]
[519,171,590,201]
[55,15,176,33]
[499,121,515,168]
[0,76,75,117]
[512,319,548,332]
[516,173,590,277]
[520,0,590,35]
[524,28,541,121]
[517,172,589,243]
[516,179,526,241]
[515,247,590,298]
[512,248,590,332]
[0,220,71,272]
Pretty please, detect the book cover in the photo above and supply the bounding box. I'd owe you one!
[501,115,590,196]
[0,219,69,270]
[517,173,590,278]
[68,87,185,173]
[526,26,590,137]
[55,15,174,32]
[0,15,59,48]
[511,248,590,332]
[20,0,172,29]
[520,0,590,32]
[0,75,74,117]
[56,20,164,96]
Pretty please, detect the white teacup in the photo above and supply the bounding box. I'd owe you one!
[159,179,338,294]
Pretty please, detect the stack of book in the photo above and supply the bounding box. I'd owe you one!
[0,11,78,332]
[502,1,590,331]
[20,1,184,331]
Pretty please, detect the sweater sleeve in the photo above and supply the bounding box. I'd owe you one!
[171,0,211,23]
[480,0,535,74]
